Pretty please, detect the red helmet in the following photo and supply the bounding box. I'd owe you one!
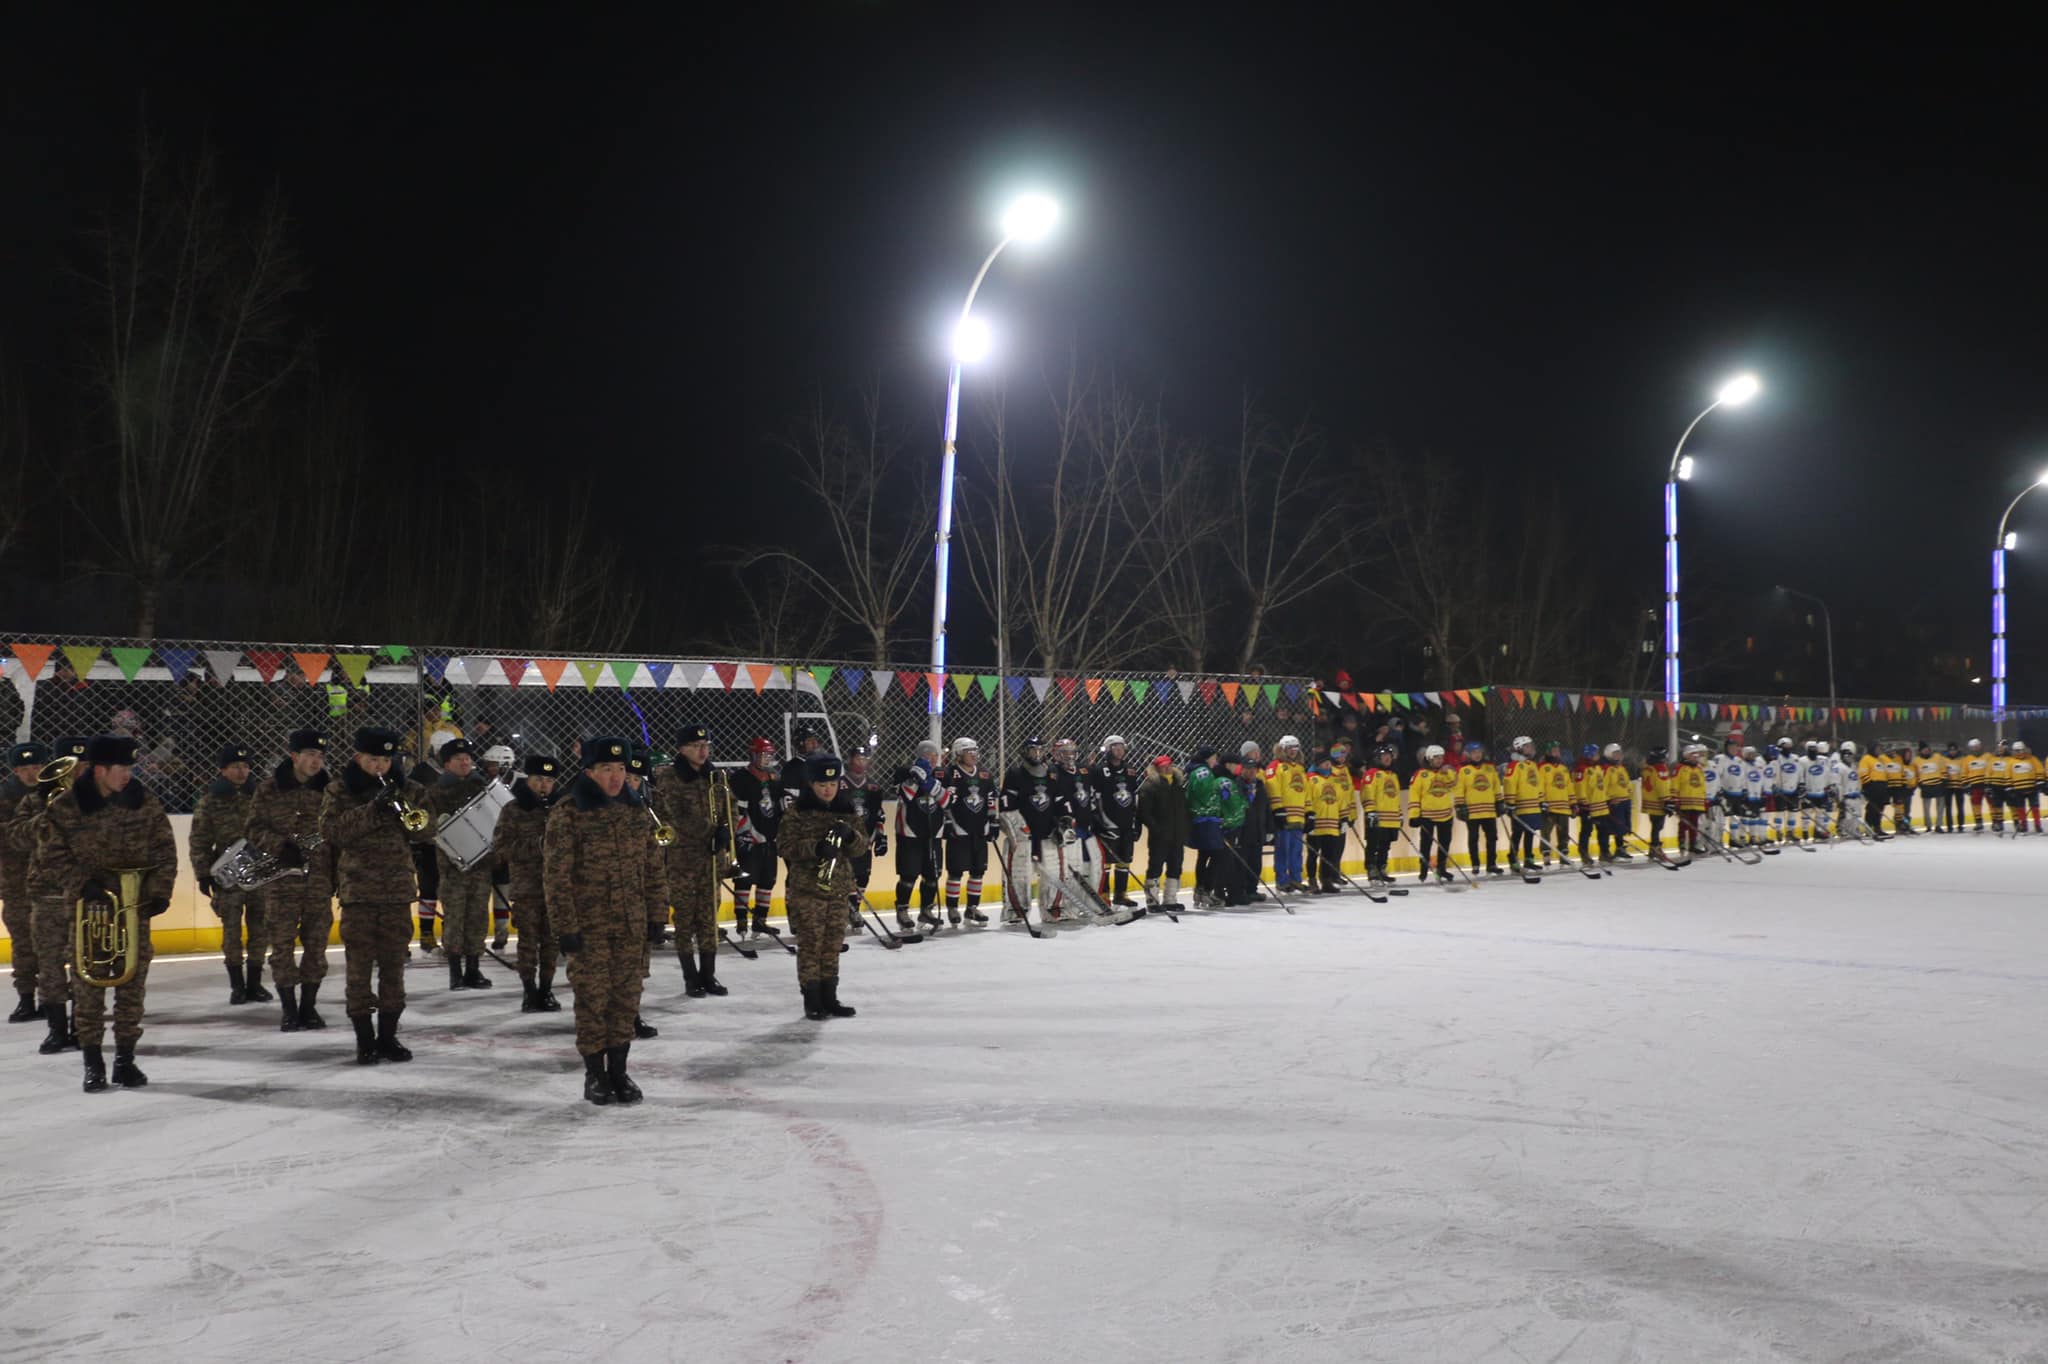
[749,737,774,756]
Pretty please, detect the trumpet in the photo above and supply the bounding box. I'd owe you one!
[379,774,431,834]
[76,868,145,989]
[647,800,677,848]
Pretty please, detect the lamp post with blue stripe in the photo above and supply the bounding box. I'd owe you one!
[1664,372,1761,761]
[1992,472,2048,743]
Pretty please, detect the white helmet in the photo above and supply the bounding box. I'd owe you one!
[917,739,942,761]
[1102,735,1125,750]
[1838,741,1855,754]
[1422,744,1445,763]
[952,736,979,755]
[1777,738,1793,753]
[1512,735,1533,752]
[1240,740,1262,758]
[1814,741,1831,754]
[482,743,515,769]
[1741,746,1758,759]
[1682,742,1707,757]
[1601,743,1622,759]
[2016,742,2030,755]
[1968,738,1983,751]
[1277,733,1300,753]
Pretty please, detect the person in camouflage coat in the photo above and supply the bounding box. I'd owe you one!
[321,726,425,1066]
[246,728,334,1033]
[779,753,864,1022]
[0,740,53,1023]
[189,742,273,1006]
[545,737,666,1106]
[490,753,561,1012]
[653,724,729,1001]
[418,737,495,991]
[28,735,177,1092]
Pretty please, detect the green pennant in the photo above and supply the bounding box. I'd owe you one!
[377,644,414,663]
[608,660,639,689]
[574,659,606,691]
[1130,679,1151,703]
[951,673,974,698]
[335,653,373,687]
[809,666,835,692]
[1107,678,1128,702]
[1535,690,1551,708]
[977,674,998,700]
[1616,697,1631,716]
[1261,683,1280,708]
[109,646,152,681]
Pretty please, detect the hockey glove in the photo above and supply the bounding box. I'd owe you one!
[1455,805,1469,822]
[1408,815,1422,828]
[557,930,584,953]
[711,826,731,853]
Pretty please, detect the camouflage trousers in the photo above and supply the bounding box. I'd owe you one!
[340,901,410,1018]
[265,887,333,990]
[75,919,154,1048]
[566,927,643,1056]
[511,894,557,979]
[671,869,719,955]
[438,870,491,958]
[3,890,35,995]
[210,888,259,966]
[32,896,74,1008]
[787,895,848,986]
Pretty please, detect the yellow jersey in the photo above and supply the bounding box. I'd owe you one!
[1963,754,1990,787]
[1674,762,1708,811]
[1503,759,1544,815]
[1408,766,1459,821]
[1359,766,1404,823]
[1457,763,1501,818]
[1264,760,1308,827]
[1308,772,1349,835]
[1603,763,1634,806]
[1539,760,1575,812]
[1914,755,1946,787]
[1639,763,1672,813]
[2007,755,2043,789]
[1575,763,1609,817]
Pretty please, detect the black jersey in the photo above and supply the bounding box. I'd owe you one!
[1056,764,1095,832]
[893,759,947,840]
[942,763,997,837]
[729,766,783,846]
[1089,758,1142,832]
[843,770,888,841]
[1002,761,1065,837]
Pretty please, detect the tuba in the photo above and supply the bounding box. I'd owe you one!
[76,869,145,989]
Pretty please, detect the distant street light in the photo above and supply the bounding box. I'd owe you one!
[927,192,1062,744]
[1664,372,1761,758]
[1991,470,2048,741]
[1774,585,1837,740]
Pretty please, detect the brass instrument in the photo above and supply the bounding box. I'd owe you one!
[816,823,853,892]
[647,797,677,849]
[210,834,325,892]
[37,754,79,798]
[380,774,431,834]
[76,868,146,988]
[709,768,748,889]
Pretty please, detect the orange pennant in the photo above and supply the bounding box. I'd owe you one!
[535,659,570,692]
[1083,678,1103,703]
[293,652,331,685]
[1221,681,1241,705]
[9,642,54,679]
[746,663,773,693]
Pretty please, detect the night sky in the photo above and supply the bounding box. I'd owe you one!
[5,5,2046,698]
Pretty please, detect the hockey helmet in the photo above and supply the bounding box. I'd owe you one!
[952,736,980,755]
[1512,735,1533,752]
[1102,734,1126,751]
[1967,738,1983,751]
[2016,741,2031,754]
[1681,743,1707,758]
[1998,740,2013,754]
[482,743,515,769]
[1814,740,1830,754]
[1022,735,1045,751]
[1580,743,1599,760]
[1648,746,1668,763]
[1742,746,1759,759]
[1601,743,1622,759]
[1373,744,1396,763]
[1277,733,1301,754]
[1463,740,1484,755]
[748,736,775,763]
[1421,744,1445,764]
[1838,741,1855,755]
[1763,744,1778,759]
[1917,740,1932,753]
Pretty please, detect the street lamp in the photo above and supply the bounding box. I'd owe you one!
[1991,470,2048,741]
[926,192,1061,744]
[1664,371,1760,759]
[1775,585,1836,740]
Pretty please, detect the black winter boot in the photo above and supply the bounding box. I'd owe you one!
[606,1043,642,1104]
[583,1052,612,1105]
[802,981,829,1021]
[448,960,465,991]
[697,950,727,996]
[823,977,856,1018]
[9,987,38,1023]
[227,961,248,1005]
[536,970,561,1011]
[38,1001,74,1054]
[680,953,706,998]
[520,976,541,1012]
[463,956,491,988]
[82,1045,108,1093]
[298,981,327,1030]
[374,1010,412,1062]
[111,1045,147,1087]
[244,957,273,1003]
[632,1014,657,1039]
[352,1015,378,1065]
[279,985,302,1033]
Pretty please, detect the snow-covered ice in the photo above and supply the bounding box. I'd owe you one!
[8,835,2048,1363]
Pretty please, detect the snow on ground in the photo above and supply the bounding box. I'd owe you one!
[8,835,2048,1364]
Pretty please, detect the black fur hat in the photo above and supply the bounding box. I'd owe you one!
[86,734,141,767]
[287,729,328,753]
[216,743,253,768]
[524,754,560,777]
[354,727,401,756]
[582,736,630,768]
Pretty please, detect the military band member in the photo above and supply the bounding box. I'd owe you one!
[654,725,728,1000]
[483,744,517,948]
[420,738,493,991]
[190,742,272,1006]
[778,753,862,1021]
[28,735,176,1092]
[0,740,52,1023]
[491,753,562,1012]
[546,737,667,1106]
[321,726,424,1065]
[246,729,335,1032]
[940,738,995,924]
[20,736,89,1053]
[624,746,658,1039]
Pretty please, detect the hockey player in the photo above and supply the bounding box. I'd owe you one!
[1306,756,1351,892]
[1801,741,1839,841]
[1739,746,1769,846]
[841,746,888,929]
[1942,742,1966,832]
[1914,742,1949,833]
[2008,741,2043,833]
[1539,740,1575,865]
[1223,744,1266,906]
[1572,744,1610,864]
[1600,744,1634,862]
[1987,741,2013,833]
[1674,743,1709,855]
[1641,747,1674,859]
[1407,745,1458,884]
[893,740,945,931]
[1002,738,1067,916]
[1502,737,1544,873]
[1888,743,1919,834]
[941,738,996,924]
[1052,739,1102,905]
[1773,742,1804,844]
[1263,736,1310,894]
[1358,744,1404,884]
[728,738,782,937]
[1456,741,1503,875]
[1088,737,1143,908]
[1961,738,1990,832]
[1836,742,1868,837]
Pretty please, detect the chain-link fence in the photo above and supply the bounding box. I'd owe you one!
[0,635,1320,811]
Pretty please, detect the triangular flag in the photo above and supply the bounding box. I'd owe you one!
[808,666,835,692]
[1284,683,1301,702]
[608,661,639,689]
[669,662,705,689]
[1424,690,1442,707]
[1706,702,1719,718]
[1084,678,1104,703]
[710,663,738,690]
[1199,681,1219,704]
[335,653,373,687]
[743,664,773,693]
[1220,681,1240,705]
[421,656,448,684]
[61,645,101,681]
[1106,679,1127,702]
[1617,698,1632,716]
[1030,676,1053,702]
[1360,693,1377,711]
[977,675,998,700]
[498,658,530,687]
[574,659,606,691]
[161,647,199,683]
[1057,677,1079,701]
[923,672,941,694]
[1567,692,1581,711]
[645,661,674,690]
[294,652,331,685]
[872,671,892,698]
[109,647,152,682]
[535,659,570,692]
[765,667,790,691]
[204,649,242,685]
[1508,688,1525,706]
[1130,679,1150,704]
[952,673,974,698]
[8,643,54,679]
[1006,676,1027,700]
[1159,677,1178,701]
[897,671,921,698]
[377,645,414,663]
[1261,683,1279,708]
[1593,696,1607,714]
[842,668,866,697]
[1471,687,1488,705]
[248,651,285,683]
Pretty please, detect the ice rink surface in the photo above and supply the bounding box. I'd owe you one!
[8,835,2048,1364]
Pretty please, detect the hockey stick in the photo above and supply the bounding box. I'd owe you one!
[1395,823,1466,891]
[1139,876,1179,921]
[1622,828,1684,870]
[1222,838,1293,912]
[1495,813,1546,884]
[1346,820,1411,895]
[1326,865,1388,904]
[1691,821,1763,866]
[1533,825,1606,879]
[995,824,1047,938]
[1403,822,1483,890]
[757,924,800,956]
[484,887,524,970]
[717,928,760,960]
[861,910,917,948]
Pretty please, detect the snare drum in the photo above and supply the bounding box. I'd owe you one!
[435,780,513,872]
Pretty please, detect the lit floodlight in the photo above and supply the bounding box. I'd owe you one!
[2035,470,2048,486]
[1001,193,1061,244]
[1676,455,1695,482]
[2005,531,2019,551]
[953,315,992,364]
[1716,372,1761,406]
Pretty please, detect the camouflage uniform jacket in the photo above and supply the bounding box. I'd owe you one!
[320,760,427,904]
[543,775,666,938]
[0,776,38,904]
[778,797,864,907]
[652,760,717,884]
[189,775,259,885]
[27,779,178,905]
[490,778,553,905]
[246,761,335,898]
[419,770,489,882]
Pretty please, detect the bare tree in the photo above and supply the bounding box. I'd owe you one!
[734,384,933,665]
[81,128,305,633]
[243,374,372,636]
[1349,447,1489,690]
[1132,418,1225,671]
[513,485,646,653]
[700,555,836,662]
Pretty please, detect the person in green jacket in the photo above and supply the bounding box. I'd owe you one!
[1184,746,1237,907]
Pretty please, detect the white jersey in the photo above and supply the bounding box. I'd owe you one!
[1717,753,1746,796]
[1702,762,1721,799]
[1833,757,1860,795]
[1742,760,1769,802]
[1802,757,1837,798]
[1775,756,1803,795]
